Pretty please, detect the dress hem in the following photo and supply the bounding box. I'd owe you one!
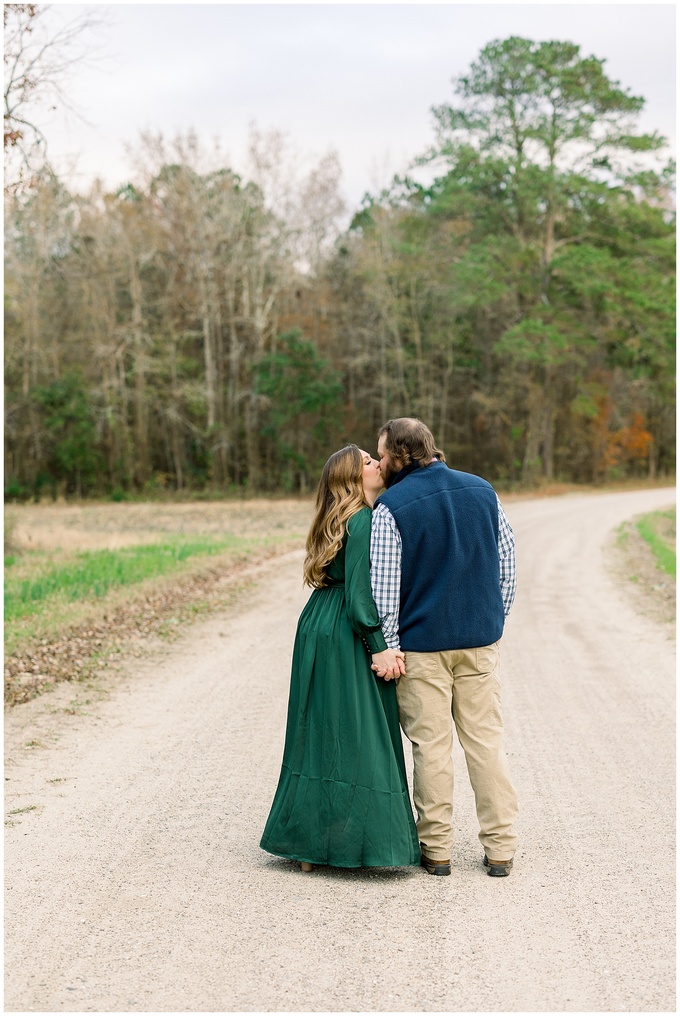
[259,844,420,869]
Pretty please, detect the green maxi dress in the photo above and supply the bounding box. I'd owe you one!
[260,506,419,868]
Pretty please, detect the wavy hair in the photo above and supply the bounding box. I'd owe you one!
[303,444,369,588]
[378,417,445,467]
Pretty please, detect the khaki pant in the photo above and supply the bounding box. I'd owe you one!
[397,643,519,862]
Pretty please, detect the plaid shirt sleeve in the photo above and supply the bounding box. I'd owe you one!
[370,502,402,650]
[497,497,516,616]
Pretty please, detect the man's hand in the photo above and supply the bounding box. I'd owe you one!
[371,648,406,681]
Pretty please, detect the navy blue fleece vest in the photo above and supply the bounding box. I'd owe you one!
[375,461,505,651]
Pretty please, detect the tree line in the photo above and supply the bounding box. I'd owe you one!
[4,37,675,499]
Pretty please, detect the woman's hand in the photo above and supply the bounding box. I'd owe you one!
[371,649,406,681]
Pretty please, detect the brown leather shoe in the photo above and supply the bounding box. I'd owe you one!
[420,853,451,876]
[483,855,513,877]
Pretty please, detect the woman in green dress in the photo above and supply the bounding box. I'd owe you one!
[260,444,419,871]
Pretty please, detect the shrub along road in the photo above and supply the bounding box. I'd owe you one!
[4,487,675,1012]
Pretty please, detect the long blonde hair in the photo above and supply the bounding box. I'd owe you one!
[303,445,369,588]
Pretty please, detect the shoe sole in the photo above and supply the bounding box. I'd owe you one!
[420,860,451,876]
[483,855,513,877]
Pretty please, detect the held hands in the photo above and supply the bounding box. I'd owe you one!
[371,648,406,682]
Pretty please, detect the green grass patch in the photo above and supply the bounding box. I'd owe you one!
[4,530,302,662]
[635,508,676,578]
[4,536,243,621]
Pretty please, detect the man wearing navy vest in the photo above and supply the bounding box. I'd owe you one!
[370,418,519,877]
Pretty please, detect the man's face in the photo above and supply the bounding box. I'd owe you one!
[377,434,401,485]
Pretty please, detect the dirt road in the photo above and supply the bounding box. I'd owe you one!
[5,488,675,1013]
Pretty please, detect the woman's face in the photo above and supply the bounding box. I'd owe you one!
[359,449,383,501]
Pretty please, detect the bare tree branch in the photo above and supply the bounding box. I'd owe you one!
[4,3,110,188]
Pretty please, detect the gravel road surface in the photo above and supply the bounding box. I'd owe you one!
[5,488,675,1013]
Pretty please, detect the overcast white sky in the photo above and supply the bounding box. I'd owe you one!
[37,2,676,210]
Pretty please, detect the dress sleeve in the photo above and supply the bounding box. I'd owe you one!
[344,508,388,655]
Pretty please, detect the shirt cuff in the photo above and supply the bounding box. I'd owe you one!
[364,629,388,654]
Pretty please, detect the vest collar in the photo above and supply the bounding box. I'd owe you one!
[385,459,440,489]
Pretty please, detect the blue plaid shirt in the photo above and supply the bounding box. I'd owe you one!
[370,498,516,649]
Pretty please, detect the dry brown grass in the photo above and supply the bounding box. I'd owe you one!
[8,498,315,552]
[5,499,314,706]
[607,512,675,627]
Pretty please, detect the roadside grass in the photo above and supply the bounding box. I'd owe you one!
[5,536,244,621]
[611,506,675,627]
[4,532,301,660]
[635,509,676,577]
[4,500,314,705]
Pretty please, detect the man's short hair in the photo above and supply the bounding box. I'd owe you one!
[378,418,446,467]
